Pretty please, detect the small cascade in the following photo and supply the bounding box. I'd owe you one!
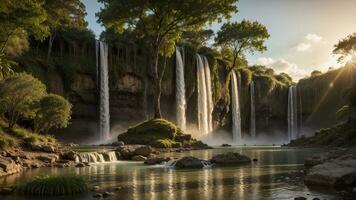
[250,81,256,139]
[107,151,117,162]
[75,151,118,163]
[196,54,213,135]
[231,71,242,144]
[97,41,110,142]
[175,47,186,131]
[288,85,298,141]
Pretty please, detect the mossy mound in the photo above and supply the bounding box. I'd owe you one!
[117,119,209,149]
[19,175,88,196]
[288,121,356,147]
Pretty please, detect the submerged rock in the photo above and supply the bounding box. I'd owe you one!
[294,197,306,200]
[221,144,232,147]
[305,159,356,187]
[175,156,204,169]
[210,152,251,165]
[144,157,170,165]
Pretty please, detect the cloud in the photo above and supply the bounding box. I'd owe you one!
[306,34,322,43]
[296,43,311,52]
[251,57,309,81]
[296,33,322,52]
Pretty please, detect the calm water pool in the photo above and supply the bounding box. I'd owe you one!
[0,146,338,200]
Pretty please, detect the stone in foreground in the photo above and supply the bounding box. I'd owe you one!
[304,159,356,187]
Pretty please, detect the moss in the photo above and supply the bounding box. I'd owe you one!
[11,127,57,144]
[117,119,207,148]
[238,68,252,86]
[19,175,88,196]
[289,120,356,147]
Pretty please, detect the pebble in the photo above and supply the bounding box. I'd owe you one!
[103,191,115,197]
[91,186,101,192]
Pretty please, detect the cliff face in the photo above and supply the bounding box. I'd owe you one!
[297,61,356,135]
[17,34,356,144]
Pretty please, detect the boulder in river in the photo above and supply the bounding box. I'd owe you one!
[132,155,147,161]
[175,156,204,169]
[304,159,356,187]
[210,152,251,165]
[134,146,154,157]
[144,157,170,165]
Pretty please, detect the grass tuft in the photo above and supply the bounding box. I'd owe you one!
[19,175,88,196]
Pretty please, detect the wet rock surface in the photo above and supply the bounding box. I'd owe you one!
[210,152,251,165]
[175,156,204,169]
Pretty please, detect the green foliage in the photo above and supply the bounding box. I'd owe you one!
[311,70,322,77]
[10,127,57,144]
[98,0,238,57]
[333,32,356,62]
[0,132,16,149]
[117,119,207,148]
[275,73,292,86]
[215,20,269,69]
[181,29,214,48]
[289,121,356,147]
[0,73,46,128]
[34,94,72,133]
[19,175,88,196]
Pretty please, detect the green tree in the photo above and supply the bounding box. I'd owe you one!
[44,0,87,60]
[98,0,239,118]
[215,20,269,72]
[0,0,49,78]
[0,73,46,128]
[333,33,356,63]
[311,70,322,77]
[34,94,72,133]
[181,29,214,48]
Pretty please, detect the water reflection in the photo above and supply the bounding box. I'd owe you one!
[0,147,337,200]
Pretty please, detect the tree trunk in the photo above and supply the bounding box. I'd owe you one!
[47,33,56,60]
[151,44,162,119]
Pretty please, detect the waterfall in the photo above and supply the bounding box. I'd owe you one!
[97,41,110,141]
[288,85,298,141]
[203,56,213,132]
[75,151,118,163]
[231,71,242,143]
[196,54,213,135]
[175,47,186,131]
[250,81,256,139]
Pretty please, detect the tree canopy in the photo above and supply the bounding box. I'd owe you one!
[97,0,239,118]
[215,20,269,70]
[34,94,72,133]
[333,32,356,63]
[0,73,47,128]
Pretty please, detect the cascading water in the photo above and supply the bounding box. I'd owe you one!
[97,41,110,142]
[250,81,256,139]
[231,71,242,143]
[196,54,213,135]
[75,151,118,163]
[288,85,298,141]
[203,56,213,132]
[175,47,186,131]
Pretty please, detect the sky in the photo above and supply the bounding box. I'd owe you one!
[82,0,356,81]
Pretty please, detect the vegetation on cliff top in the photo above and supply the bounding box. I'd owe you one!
[118,119,208,149]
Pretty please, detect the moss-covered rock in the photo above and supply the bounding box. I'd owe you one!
[288,120,356,147]
[117,119,209,149]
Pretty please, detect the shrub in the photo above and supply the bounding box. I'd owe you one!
[34,94,72,133]
[0,73,46,128]
[19,175,88,196]
[0,132,17,149]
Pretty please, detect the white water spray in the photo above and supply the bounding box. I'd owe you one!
[196,54,213,135]
[203,56,213,132]
[175,47,186,131]
[231,71,242,143]
[288,85,298,141]
[250,81,256,139]
[97,41,110,142]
